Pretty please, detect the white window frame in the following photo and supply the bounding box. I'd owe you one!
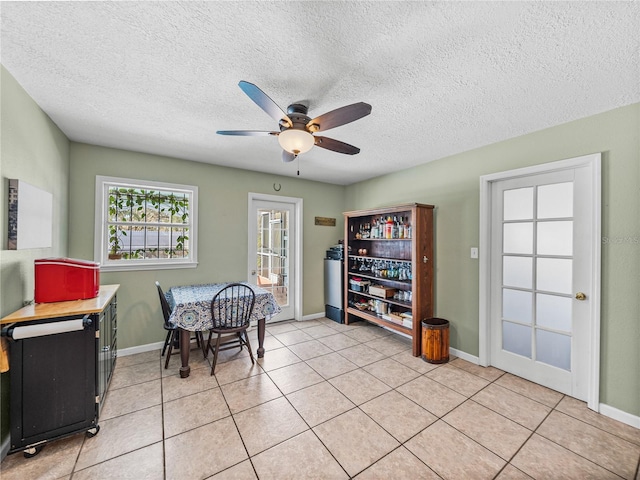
[94,175,198,272]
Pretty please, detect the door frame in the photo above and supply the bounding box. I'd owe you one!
[248,192,303,321]
[478,153,601,410]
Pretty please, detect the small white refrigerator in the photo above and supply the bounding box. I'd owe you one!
[324,258,344,323]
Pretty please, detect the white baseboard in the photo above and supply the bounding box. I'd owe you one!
[450,347,480,365]
[117,341,163,357]
[382,326,411,339]
[599,403,640,429]
[301,312,325,321]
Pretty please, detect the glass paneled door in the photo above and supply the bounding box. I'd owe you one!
[489,162,598,401]
[248,196,297,321]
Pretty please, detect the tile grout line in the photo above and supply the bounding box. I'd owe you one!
[24,320,634,480]
[216,372,260,480]
[159,352,168,480]
[261,325,428,478]
[281,336,439,478]
[394,369,506,478]
[531,407,636,479]
[237,323,431,478]
[438,367,542,479]
[257,356,353,479]
[551,404,640,448]
[69,353,168,478]
[405,362,551,479]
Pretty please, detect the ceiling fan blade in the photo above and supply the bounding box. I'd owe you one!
[238,81,291,126]
[307,102,372,132]
[282,151,296,163]
[314,136,360,155]
[216,130,278,136]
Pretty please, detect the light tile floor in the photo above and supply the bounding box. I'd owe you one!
[2,318,640,479]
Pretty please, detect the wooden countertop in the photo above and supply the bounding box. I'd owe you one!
[0,284,120,325]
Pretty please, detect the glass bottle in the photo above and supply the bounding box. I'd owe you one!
[385,216,393,239]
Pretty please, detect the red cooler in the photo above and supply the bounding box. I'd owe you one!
[35,258,100,303]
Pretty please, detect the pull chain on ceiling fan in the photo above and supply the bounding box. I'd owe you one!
[217,81,372,163]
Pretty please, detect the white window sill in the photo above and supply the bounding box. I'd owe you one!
[100,261,198,273]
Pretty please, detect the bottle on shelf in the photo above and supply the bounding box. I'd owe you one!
[344,203,434,358]
[385,216,393,239]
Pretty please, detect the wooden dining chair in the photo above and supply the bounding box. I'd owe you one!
[155,281,205,369]
[206,282,256,375]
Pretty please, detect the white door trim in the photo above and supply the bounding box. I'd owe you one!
[479,153,601,410]
[248,192,303,321]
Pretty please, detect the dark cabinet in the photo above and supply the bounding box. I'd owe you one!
[0,285,119,455]
[344,204,434,356]
[97,294,117,416]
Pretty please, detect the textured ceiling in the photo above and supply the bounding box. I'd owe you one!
[1,1,639,185]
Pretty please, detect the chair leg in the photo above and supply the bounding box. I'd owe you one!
[204,331,213,359]
[243,330,255,365]
[165,330,177,369]
[162,331,172,357]
[198,332,207,359]
[210,334,222,376]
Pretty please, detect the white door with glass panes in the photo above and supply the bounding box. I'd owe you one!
[486,154,600,403]
[248,194,301,322]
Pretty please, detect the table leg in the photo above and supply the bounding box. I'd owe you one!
[257,318,265,358]
[179,328,191,378]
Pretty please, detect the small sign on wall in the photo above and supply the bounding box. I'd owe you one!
[315,216,336,227]
[7,179,53,249]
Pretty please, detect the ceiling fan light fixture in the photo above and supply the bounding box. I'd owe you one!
[278,129,314,155]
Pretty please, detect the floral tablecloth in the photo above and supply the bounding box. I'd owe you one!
[167,282,281,331]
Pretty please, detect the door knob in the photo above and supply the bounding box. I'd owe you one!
[251,270,256,275]
[575,292,587,301]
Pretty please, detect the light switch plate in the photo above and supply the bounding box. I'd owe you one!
[470,247,479,259]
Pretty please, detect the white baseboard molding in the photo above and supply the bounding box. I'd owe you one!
[450,347,480,365]
[301,312,325,321]
[383,326,411,339]
[599,403,640,429]
[117,341,163,357]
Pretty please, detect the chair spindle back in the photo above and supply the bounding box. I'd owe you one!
[211,283,255,330]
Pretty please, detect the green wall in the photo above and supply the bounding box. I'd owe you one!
[345,103,640,416]
[68,144,345,350]
[0,66,70,453]
[1,59,638,447]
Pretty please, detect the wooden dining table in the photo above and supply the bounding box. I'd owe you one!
[167,282,281,378]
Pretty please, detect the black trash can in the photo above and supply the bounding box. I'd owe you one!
[421,318,449,364]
